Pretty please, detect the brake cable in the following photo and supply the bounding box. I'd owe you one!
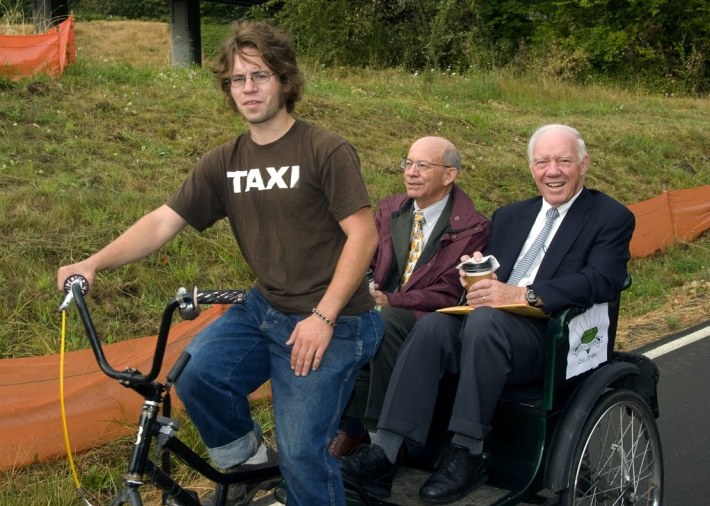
[59,276,94,506]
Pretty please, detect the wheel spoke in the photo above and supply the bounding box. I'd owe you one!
[563,390,663,506]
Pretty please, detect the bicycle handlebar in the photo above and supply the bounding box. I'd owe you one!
[62,276,245,386]
[176,286,246,320]
[58,274,90,312]
[196,290,246,305]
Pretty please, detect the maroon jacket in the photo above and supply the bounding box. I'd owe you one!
[371,185,490,318]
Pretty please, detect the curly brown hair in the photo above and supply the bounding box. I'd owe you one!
[212,20,305,114]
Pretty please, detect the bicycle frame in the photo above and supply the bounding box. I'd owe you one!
[69,283,281,506]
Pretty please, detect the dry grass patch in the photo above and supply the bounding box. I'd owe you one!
[75,20,171,66]
[0,22,32,35]
[617,280,710,350]
[0,19,171,65]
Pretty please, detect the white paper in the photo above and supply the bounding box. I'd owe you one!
[455,255,500,272]
[566,303,610,379]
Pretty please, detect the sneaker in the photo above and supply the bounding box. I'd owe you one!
[202,445,280,506]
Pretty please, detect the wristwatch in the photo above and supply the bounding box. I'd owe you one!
[525,287,539,307]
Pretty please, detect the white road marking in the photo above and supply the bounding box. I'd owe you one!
[643,323,710,359]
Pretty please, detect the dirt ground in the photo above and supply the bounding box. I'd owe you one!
[616,279,710,351]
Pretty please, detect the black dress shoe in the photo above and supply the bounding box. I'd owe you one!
[337,444,397,498]
[419,444,487,503]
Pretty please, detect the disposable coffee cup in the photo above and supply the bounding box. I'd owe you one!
[462,260,493,289]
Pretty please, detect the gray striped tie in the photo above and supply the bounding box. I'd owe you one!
[507,207,559,286]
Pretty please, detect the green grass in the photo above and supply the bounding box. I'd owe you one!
[1,19,709,505]
[625,240,710,317]
[2,59,708,358]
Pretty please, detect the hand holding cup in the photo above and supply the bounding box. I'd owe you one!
[462,258,494,289]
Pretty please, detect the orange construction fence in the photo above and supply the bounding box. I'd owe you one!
[0,17,76,80]
[0,185,708,471]
[0,303,271,471]
[627,185,710,257]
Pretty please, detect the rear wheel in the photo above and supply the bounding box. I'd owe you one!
[560,389,663,505]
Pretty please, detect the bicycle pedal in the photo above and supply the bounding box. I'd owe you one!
[157,415,181,430]
[165,487,199,506]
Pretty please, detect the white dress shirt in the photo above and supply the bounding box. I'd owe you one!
[512,189,583,287]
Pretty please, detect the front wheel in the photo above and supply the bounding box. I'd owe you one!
[560,389,663,505]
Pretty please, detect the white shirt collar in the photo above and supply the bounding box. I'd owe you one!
[540,187,583,219]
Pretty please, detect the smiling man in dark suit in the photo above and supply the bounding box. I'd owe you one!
[338,124,636,503]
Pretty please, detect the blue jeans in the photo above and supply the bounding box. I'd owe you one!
[176,288,383,506]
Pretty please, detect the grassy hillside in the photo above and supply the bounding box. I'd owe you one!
[1,20,709,360]
[0,19,708,505]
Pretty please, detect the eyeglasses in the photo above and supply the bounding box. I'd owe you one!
[400,158,451,171]
[224,71,275,88]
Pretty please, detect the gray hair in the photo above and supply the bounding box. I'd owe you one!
[527,124,587,162]
[442,146,462,171]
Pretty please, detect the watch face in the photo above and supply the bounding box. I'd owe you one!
[526,289,538,304]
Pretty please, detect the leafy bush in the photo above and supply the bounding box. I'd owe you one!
[13,0,708,93]
[261,0,708,94]
[70,0,168,20]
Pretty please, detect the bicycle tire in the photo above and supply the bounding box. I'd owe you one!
[559,389,663,505]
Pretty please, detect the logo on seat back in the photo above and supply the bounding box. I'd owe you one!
[573,326,604,355]
[566,303,610,379]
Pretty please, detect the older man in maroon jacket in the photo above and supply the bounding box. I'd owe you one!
[329,136,490,456]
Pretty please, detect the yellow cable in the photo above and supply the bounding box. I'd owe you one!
[60,310,93,504]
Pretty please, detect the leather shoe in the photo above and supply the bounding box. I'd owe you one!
[419,444,487,503]
[329,429,371,457]
[338,444,397,498]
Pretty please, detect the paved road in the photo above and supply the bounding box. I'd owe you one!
[642,321,710,506]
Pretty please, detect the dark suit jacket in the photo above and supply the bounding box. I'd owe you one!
[487,187,635,314]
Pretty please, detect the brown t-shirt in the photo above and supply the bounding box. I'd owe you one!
[167,120,374,315]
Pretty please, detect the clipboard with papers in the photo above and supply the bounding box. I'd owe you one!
[436,304,548,319]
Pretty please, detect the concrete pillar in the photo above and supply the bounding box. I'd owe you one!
[170,0,202,67]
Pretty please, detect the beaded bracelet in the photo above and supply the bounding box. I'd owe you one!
[312,307,337,328]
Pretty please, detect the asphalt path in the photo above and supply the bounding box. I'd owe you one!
[640,320,710,506]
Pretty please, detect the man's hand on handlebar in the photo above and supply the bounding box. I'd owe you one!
[57,261,97,292]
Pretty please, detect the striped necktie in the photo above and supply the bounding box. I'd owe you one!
[402,210,424,286]
[507,207,559,286]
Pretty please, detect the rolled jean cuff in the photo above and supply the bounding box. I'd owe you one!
[208,422,262,469]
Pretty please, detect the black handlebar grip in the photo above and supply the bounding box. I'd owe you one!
[166,351,192,385]
[58,274,90,312]
[196,290,246,305]
[63,274,89,295]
